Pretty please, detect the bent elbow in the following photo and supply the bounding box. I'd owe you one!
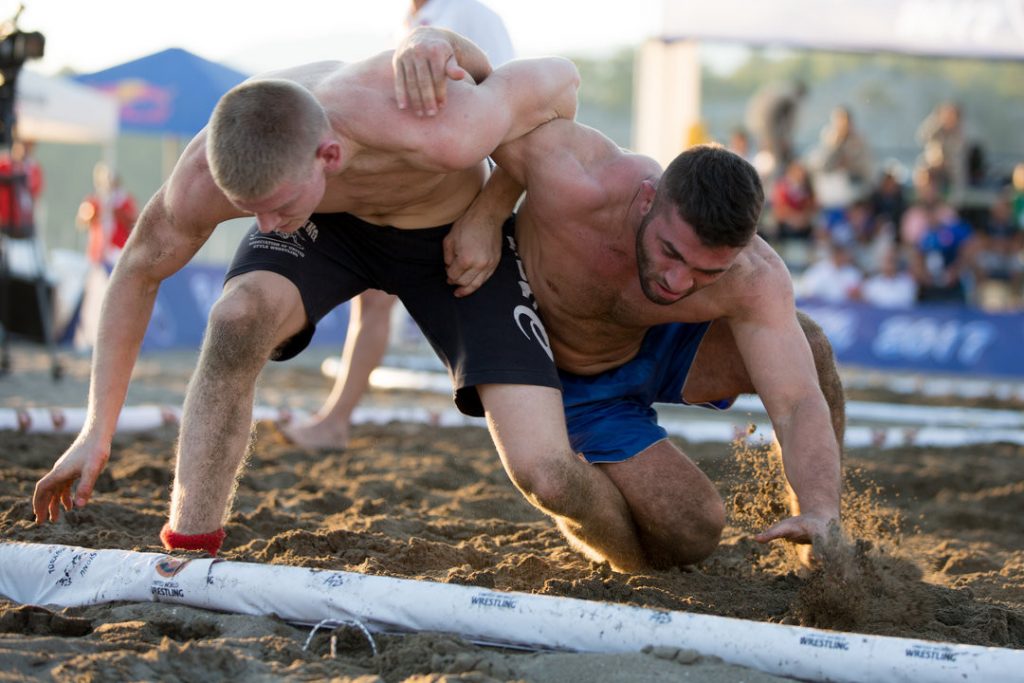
[548,57,580,120]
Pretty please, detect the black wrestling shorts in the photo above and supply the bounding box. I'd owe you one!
[225,213,560,416]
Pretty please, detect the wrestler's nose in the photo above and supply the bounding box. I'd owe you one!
[665,264,694,293]
[255,212,283,233]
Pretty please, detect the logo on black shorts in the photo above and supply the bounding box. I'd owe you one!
[249,220,317,258]
[507,234,553,361]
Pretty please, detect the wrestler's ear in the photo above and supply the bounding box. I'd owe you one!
[316,140,343,173]
[639,179,657,216]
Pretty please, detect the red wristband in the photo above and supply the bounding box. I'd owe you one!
[160,522,226,556]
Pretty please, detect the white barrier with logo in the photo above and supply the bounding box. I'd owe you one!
[1,541,1021,683]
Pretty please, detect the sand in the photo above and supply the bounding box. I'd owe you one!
[0,343,1022,682]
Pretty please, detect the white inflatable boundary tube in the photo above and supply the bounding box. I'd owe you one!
[4,403,1024,449]
[366,366,1024,430]
[1,542,1020,683]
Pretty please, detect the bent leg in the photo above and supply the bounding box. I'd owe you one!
[601,439,726,568]
[478,383,650,572]
[170,272,307,534]
[282,289,396,449]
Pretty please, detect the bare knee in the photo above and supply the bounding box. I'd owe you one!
[204,285,290,370]
[505,452,583,518]
[644,495,726,568]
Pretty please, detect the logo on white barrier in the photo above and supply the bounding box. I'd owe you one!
[905,645,958,662]
[799,634,851,651]
[151,580,185,599]
[471,593,518,610]
[155,557,192,578]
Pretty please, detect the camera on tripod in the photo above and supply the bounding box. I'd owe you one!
[0,4,45,149]
[0,4,58,377]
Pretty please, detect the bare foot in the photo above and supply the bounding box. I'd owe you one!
[278,415,350,451]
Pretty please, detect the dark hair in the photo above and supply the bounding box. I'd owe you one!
[654,144,764,248]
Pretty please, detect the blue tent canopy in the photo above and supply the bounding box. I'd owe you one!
[74,47,249,138]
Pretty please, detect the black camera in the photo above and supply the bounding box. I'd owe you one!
[0,29,44,69]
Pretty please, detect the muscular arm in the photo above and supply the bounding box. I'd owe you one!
[33,135,242,522]
[89,165,236,443]
[408,56,579,173]
[729,253,842,540]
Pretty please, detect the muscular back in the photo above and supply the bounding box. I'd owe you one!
[500,120,790,375]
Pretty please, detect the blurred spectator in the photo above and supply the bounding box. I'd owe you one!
[860,244,918,309]
[73,162,138,352]
[745,79,807,178]
[77,162,138,269]
[900,167,956,247]
[823,198,885,272]
[808,106,874,229]
[909,201,976,305]
[796,236,863,303]
[868,166,907,239]
[402,0,514,66]
[974,191,1023,310]
[916,101,967,196]
[1012,162,1024,228]
[0,139,43,238]
[727,126,754,163]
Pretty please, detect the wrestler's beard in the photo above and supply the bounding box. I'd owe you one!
[636,215,693,306]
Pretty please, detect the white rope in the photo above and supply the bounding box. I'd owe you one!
[301,617,378,657]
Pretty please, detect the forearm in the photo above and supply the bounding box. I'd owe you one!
[774,396,842,519]
[82,263,161,444]
[479,164,525,217]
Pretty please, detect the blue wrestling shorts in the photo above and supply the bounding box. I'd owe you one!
[560,322,736,463]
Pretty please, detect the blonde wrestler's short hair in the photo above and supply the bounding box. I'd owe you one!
[207,79,330,199]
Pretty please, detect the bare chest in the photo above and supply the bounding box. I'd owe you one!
[317,162,482,227]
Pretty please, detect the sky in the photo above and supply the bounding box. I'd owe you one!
[9,0,669,76]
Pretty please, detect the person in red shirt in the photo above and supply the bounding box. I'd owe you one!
[0,139,43,237]
[77,162,137,267]
[771,159,818,242]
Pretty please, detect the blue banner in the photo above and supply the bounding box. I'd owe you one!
[798,300,1024,378]
[141,262,349,352]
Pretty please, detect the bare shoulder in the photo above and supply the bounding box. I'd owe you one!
[258,58,360,90]
[162,134,243,229]
[742,236,791,282]
[723,236,796,317]
[523,121,656,207]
